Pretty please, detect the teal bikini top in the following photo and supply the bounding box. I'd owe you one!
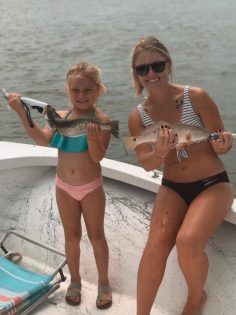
[50,132,88,153]
[50,110,89,153]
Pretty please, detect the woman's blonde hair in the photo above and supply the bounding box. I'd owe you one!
[66,62,106,94]
[131,36,172,96]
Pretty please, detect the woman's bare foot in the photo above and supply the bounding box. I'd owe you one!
[181,291,207,315]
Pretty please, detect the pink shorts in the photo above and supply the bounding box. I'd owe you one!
[56,175,103,201]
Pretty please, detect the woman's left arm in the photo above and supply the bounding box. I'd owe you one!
[190,87,233,154]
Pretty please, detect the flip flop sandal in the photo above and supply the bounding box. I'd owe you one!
[96,285,112,310]
[65,282,82,306]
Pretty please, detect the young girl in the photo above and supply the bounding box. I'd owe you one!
[7,62,112,309]
[128,36,234,315]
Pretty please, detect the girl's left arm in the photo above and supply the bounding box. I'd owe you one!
[86,112,111,163]
[190,87,233,154]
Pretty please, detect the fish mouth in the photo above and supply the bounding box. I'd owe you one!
[43,104,53,113]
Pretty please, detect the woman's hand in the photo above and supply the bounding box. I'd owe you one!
[7,93,24,114]
[153,125,178,159]
[212,130,233,154]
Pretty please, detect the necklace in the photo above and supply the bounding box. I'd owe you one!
[175,98,183,110]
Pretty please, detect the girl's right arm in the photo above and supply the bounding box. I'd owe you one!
[7,93,54,146]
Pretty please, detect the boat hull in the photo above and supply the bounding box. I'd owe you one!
[1,141,236,315]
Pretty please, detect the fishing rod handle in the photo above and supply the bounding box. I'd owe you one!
[210,133,220,140]
[20,97,48,109]
[2,89,48,110]
[210,132,236,140]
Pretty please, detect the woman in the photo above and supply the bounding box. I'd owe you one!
[128,36,234,315]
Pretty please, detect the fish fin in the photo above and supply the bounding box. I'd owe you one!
[121,136,137,151]
[110,120,120,138]
[175,143,185,151]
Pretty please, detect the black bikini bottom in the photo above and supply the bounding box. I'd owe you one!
[161,171,229,205]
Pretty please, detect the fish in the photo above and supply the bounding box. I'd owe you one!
[2,89,119,138]
[121,121,236,151]
[44,105,119,138]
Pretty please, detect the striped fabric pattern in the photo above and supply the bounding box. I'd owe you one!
[0,257,52,314]
[137,86,204,161]
[181,86,204,127]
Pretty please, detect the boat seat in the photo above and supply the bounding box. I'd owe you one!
[0,230,66,314]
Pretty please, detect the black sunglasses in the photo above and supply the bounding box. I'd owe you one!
[135,60,168,76]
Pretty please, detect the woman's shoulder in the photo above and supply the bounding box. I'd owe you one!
[188,86,217,112]
[128,107,144,132]
[188,86,209,100]
[172,84,206,96]
[128,106,141,120]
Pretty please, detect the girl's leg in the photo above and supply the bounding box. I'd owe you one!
[56,187,82,288]
[137,186,188,315]
[176,183,234,315]
[81,185,111,307]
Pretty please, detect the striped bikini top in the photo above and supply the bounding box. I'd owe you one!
[137,86,204,161]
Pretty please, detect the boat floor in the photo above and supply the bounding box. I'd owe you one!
[1,166,236,315]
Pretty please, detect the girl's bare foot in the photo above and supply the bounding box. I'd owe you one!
[181,291,207,315]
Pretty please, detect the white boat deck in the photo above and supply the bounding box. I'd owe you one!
[1,141,236,315]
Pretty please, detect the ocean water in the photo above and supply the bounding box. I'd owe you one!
[0,0,235,191]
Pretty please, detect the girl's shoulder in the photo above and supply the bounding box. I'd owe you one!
[94,107,110,122]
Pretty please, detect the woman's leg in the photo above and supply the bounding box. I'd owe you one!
[81,185,111,307]
[137,185,188,315]
[56,186,82,284]
[176,183,234,315]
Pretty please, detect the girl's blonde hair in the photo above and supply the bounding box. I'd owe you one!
[66,62,106,94]
[131,36,172,96]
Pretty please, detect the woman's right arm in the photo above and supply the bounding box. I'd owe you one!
[7,93,54,146]
[128,110,176,171]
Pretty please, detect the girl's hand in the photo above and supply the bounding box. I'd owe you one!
[86,121,110,162]
[86,122,102,140]
[7,93,24,113]
[212,130,233,154]
[153,125,178,159]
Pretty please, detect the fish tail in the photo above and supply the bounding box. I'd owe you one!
[121,136,137,151]
[110,120,120,138]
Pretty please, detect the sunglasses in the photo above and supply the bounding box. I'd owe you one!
[134,60,168,76]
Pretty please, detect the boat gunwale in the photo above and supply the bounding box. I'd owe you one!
[0,141,235,224]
